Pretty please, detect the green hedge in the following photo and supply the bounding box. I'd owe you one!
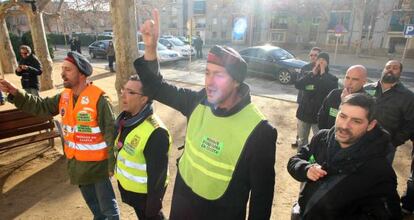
[47,33,112,46]
[9,32,55,59]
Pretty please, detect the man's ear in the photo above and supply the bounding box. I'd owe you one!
[367,119,377,132]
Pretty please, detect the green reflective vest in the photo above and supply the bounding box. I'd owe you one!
[179,103,264,200]
[115,115,171,193]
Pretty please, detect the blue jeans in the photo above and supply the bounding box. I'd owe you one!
[297,119,319,150]
[79,178,120,220]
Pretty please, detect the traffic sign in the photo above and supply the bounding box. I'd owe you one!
[404,24,414,38]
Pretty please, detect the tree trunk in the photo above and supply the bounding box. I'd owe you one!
[28,11,54,91]
[0,18,18,75]
[110,0,139,111]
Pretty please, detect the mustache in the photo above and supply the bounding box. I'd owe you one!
[336,127,352,136]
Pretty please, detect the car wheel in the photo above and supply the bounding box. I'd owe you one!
[90,51,96,59]
[277,69,292,84]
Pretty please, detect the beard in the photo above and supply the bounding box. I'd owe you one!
[381,71,399,83]
[335,127,357,146]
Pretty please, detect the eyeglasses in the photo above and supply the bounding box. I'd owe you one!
[120,88,144,96]
[309,54,318,57]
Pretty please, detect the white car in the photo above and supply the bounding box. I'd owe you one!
[159,37,195,57]
[138,42,182,63]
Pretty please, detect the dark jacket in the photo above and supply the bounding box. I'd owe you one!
[364,81,414,147]
[317,88,365,129]
[15,54,42,90]
[295,71,338,123]
[115,104,170,217]
[134,57,277,220]
[194,37,203,50]
[287,127,402,220]
[296,62,315,103]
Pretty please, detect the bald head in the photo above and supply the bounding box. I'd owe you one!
[344,65,367,93]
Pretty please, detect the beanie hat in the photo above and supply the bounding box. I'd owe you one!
[207,45,247,83]
[65,51,93,76]
[317,52,330,64]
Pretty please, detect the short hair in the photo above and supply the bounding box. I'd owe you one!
[341,93,376,122]
[129,74,140,81]
[19,45,32,54]
[311,47,321,53]
[128,75,151,103]
[386,60,403,72]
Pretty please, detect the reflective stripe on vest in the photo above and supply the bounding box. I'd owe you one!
[179,103,264,200]
[59,85,108,161]
[115,115,171,194]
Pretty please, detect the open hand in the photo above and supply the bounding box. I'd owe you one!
[0,79,18,96]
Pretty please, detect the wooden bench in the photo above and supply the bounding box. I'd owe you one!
[0,109,64,151]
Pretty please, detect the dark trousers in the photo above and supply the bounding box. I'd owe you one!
[108,56,115,71]
[196,49,202,58]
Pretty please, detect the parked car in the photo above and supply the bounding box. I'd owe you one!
[239,45,307,84]
[177,36,197,46]
[159,37,195,57]
[138,42,182,63]
[88,40,112,59]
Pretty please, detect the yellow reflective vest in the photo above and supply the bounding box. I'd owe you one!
[115,115,171,193]
[179,103,264,200]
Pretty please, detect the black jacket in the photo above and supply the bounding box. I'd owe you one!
[134,57,277,220]
[114,104,170,217]
[287,127,402,220]
[364,81,414,147]
[296,62,315,103]
[317,88,365,129]
[295,71,338,123]
[15,54,42,90]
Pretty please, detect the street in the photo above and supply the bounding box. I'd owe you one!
[55,47,414,103]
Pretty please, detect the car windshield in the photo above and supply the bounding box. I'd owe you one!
[138,42,168,51]
[157,43,167,50]
[271,48,294,60]
[170,38,185,46]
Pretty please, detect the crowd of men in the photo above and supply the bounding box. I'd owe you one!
[0,8,414,220]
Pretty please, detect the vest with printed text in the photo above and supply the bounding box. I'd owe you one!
[59,85,108,161]
[179,103,264,200]
[115,115,171,193]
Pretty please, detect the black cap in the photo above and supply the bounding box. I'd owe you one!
[317,52,330,64]
[207,45,247,83]
[66,51,93,76]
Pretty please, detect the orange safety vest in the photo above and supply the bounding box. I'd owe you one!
[58,85,108,161]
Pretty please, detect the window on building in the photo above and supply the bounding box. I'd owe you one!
[193,0,206,14]
[328,11,351,31]
[222,18,228,25]
[221,31,226,38]
[271,15,288,29]
[195,17,206,28]
[212,32,217,38]
[271,32,285,42]
[312,17,320,25]
[172,7,177,16]
[213,18,217,25]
